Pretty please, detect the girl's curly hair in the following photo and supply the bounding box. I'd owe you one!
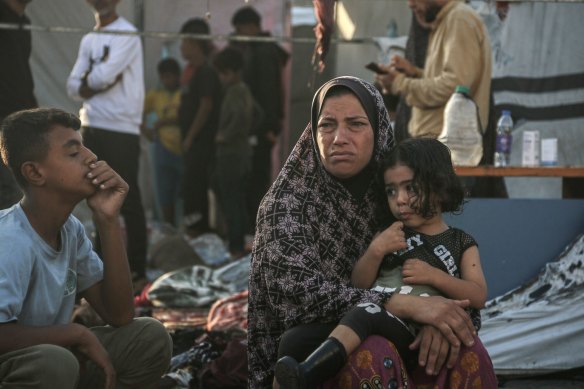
[379,138,466,219]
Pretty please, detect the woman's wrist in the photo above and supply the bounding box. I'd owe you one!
[384,294,417,320]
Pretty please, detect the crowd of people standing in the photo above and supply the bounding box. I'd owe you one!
[145,7,289,262]
[48,3,288,275]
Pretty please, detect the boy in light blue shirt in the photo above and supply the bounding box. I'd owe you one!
[0,108,172,389]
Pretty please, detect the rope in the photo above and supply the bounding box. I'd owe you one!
[0,22,389,46]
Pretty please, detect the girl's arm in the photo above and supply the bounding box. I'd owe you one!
[402,246,487,309]
[352,221,406,288]
[351,245,385,288]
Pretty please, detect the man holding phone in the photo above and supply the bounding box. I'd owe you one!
[375,0,492,140]
[365,62,387,75]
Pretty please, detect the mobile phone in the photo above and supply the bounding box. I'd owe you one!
[365,62,387,74]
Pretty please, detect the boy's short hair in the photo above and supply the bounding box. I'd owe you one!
[157,57,181,76]
[231,6,261,27]
[180,18,213,56]
[213,47,244,74]
[0,108,81,188]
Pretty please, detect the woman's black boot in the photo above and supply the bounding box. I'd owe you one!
[275,337,347,389]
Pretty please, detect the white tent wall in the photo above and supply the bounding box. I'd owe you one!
[489,2,584,198]
[333,1,411,83]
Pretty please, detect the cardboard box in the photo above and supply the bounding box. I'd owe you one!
[541,138,558,166]
[522,130,540,167]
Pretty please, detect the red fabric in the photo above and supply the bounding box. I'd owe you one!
[133,282,153,307]
[323,335,497,389]
[199,337,248,388]
[312,0,337,72]
[495,1,510,21]
[205,290,248,332]
[151,307,209,330]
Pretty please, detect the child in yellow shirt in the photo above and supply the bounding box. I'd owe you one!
[143,58,183,226]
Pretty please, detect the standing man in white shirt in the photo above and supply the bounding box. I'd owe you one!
[67,0,147,285]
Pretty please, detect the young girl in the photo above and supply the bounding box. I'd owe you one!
[275,138,488,388]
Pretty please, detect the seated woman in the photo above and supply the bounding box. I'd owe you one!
[247,76,497,389]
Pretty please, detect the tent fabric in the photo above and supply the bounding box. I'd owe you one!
[490,2,584,123]
[480,234,584,374]
[486,2,584,197]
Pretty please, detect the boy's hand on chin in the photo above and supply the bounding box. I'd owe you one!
[85,160,128,221]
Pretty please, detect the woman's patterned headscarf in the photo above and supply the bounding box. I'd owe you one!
[248,76,395,388]
[310,76,387,170]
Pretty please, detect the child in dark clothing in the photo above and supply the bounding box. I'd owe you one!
[212,47,258,258]
[178,18,221,236]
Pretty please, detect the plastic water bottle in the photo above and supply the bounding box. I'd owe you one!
[494,110,513,167]
[438,85,483,166]
[386,19,398,38]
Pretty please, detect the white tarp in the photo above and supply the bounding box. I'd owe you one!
[481,234,584,374]
[487,2,584,198]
